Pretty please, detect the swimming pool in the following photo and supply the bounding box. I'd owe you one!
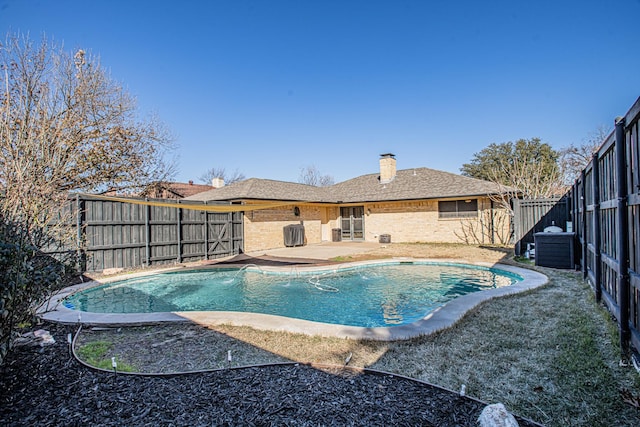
[63,262,522,328]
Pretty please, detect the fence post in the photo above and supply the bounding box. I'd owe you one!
[512,198,521,256]
[76,194,87,273]
[570,185,577,267]
[203,201,208,260]
[145,198,151,267]
[581,170,588,280]
[176,200,182,264]
[228,211,235,254]
[615,117,630,352]
[592,154,602,302]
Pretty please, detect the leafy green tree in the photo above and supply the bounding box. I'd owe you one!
[460,138,563,200]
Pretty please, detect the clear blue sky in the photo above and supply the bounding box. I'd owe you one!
[3,0,639,184]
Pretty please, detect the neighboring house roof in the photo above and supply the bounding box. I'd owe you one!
[141,181,214,199]
[186,178,328,202]
[185,168,504,204]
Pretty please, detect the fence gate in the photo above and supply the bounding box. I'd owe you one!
[203,210,244,259]
[76,196,243,272]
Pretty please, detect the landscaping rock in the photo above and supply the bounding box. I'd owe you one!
[478,403,520,427]
[33,329,56,346]
[12,329,55,347]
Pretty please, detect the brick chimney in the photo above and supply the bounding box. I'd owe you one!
[379,153,396,184]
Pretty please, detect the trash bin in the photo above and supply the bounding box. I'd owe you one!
[332,228,342,242]
[379,234,391,244]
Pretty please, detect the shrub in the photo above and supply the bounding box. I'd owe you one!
[0,219,68,365]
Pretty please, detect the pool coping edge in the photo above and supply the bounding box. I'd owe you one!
[38,259,548,341]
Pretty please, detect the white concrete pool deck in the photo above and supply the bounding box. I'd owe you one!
[251,241,383,260]
[39,255,548,341]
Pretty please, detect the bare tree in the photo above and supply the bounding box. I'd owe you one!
[486,157,565,219]
[0,33,175,239]
[298,165,334,187]
[454,209,512,246]
[558,125,610,185]
[462,138,564,216]
[198,167,246,185]
[0,33,176,358]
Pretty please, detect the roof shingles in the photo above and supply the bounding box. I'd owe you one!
[186,168,504,203]
[187,178,327,202]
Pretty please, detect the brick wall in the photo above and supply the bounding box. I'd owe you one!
[243,205,323,252]
[243,198,509,251]
[361,198,507,243]
[362,200,447,242]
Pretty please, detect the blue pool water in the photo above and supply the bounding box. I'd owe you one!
[64,262,521,328]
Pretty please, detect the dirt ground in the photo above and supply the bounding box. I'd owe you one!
[335,242,513,264]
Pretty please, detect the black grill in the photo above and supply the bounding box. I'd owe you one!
[283,224,305,247]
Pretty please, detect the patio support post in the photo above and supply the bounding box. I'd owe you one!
[615,117,631,352]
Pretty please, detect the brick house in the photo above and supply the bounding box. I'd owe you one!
[186,154,510,252]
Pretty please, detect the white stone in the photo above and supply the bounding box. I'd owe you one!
[40,332,56,346]
[478,403,519,427]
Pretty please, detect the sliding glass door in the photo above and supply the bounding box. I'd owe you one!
[340,206,364,240]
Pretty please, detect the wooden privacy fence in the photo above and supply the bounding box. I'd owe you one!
[512,197,571,257]
[571,96,640,354]
[67,195,243,272]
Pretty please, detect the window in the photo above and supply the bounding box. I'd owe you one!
[438,199,478,219]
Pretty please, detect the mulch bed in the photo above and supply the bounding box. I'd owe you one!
[1,323,541,426]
